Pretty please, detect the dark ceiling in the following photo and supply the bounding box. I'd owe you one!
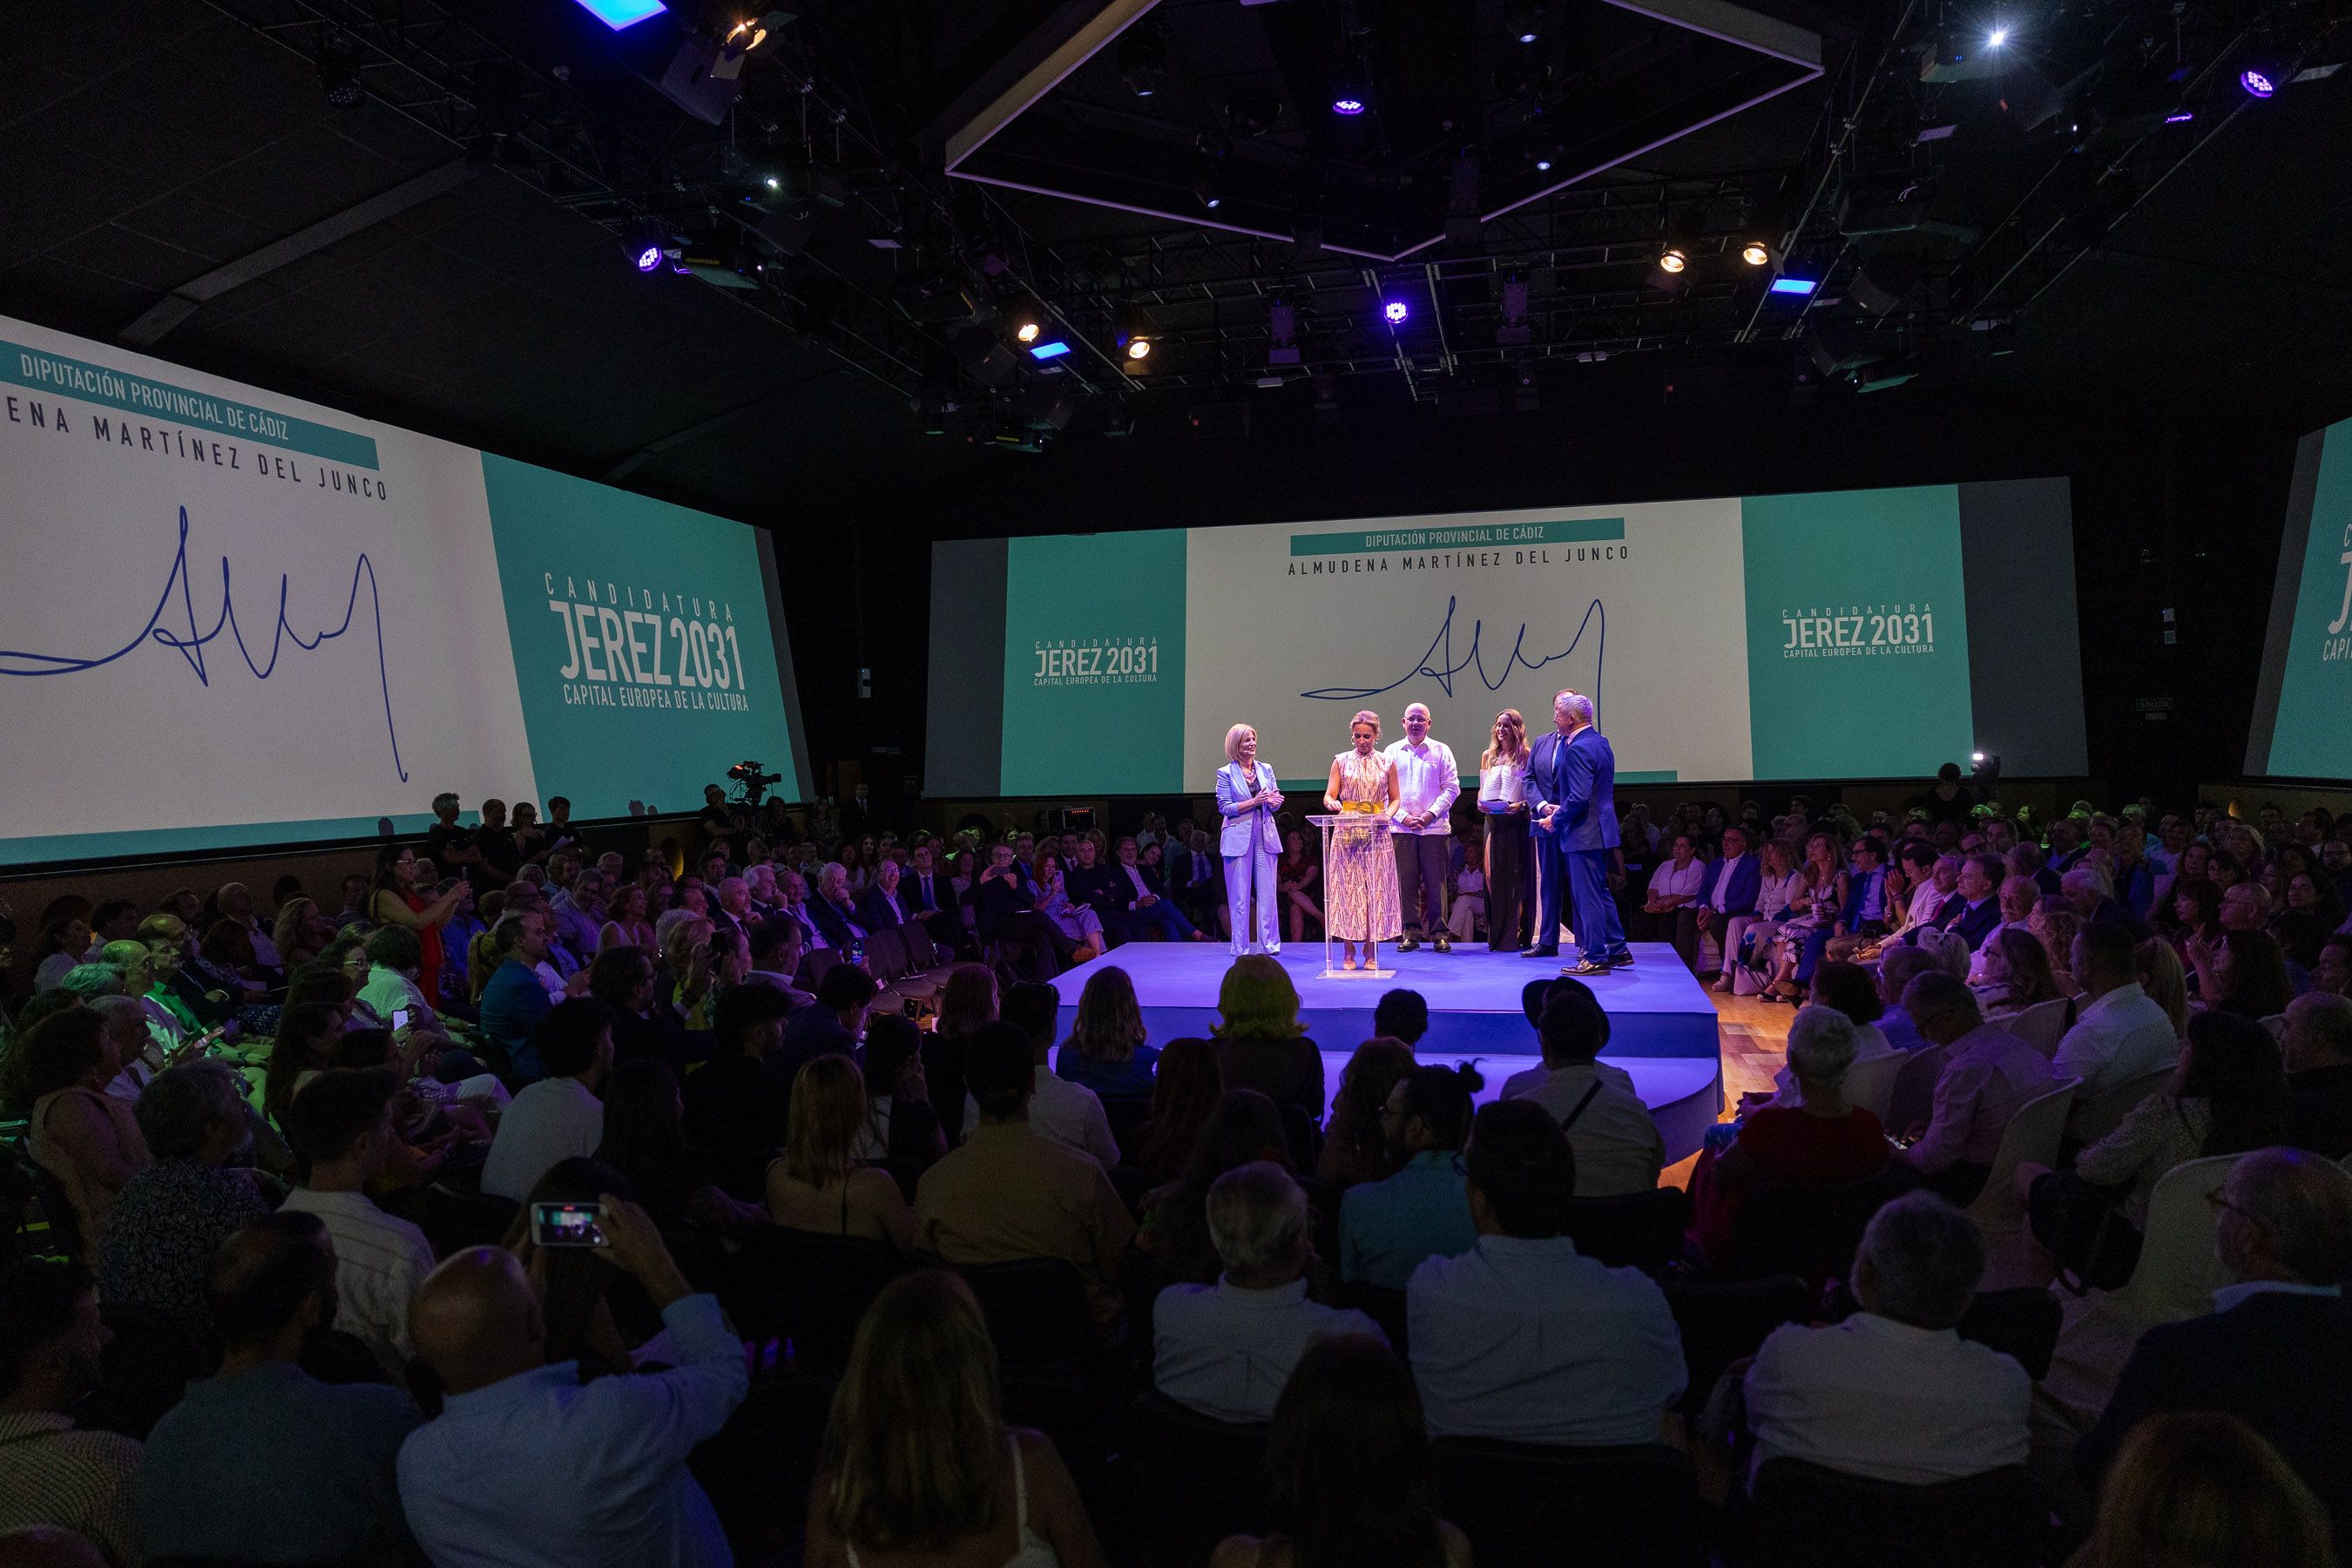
[1,0,2347,537]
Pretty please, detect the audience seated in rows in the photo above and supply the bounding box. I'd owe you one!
[136,1211,422,1565]
[279,1068,438,1379]
[963,983,1119,1167]
[1499,988,1663,1195]
[481,998,614,1205]
[1140,1091,1294,1288]
[1211,956,1325,1121]
[767,1053,916,1250]
[0,1260,144,1566]
[1408,1100,1685,1443]
[2283,991,2352,1159]
[1338,1064,1480,1289]
[1152,1162,1384,1423]
[1055,966,1159,1099]
[916,1022,1136,1332]
[1316,1037,1416,1188]
[1897,971,2056,1204]
[1744,1190,2030,1483]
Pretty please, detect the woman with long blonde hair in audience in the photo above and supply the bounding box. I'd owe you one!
[1056,965,1155,1098]
[767,1054,915,1250]
[2070,1413,2332,1568]
[808,1270,1107,1568]
[1979,927,2066,1016]
[2137,936,2191,1037]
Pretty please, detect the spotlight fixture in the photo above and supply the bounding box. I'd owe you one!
[318,41,364,108]
[1506,0,1546,44]
[1193,175,1225,211]
[1656,212,1700,277]
[1014,318,1043,344]
[1658,247,1689,274]
[1332,91,1366,115]
[623,219,672,274]
[1125,336,1153,361]
[1382,300,1409,325]
[2240,65,2278,98]
[1740,240,1773,267]
[1987,26,2009,46]
[1536,156,1553,172]
[1119,25,1169,98]
[1328,66,1370,116]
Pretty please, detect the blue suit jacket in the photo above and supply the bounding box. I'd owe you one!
[1529,727,1620,852]
[1696,855,1761,918]
[1215,760,1282,857]
[1926,892,2002,951]
[1839,867,1889,929]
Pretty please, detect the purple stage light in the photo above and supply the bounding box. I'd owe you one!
[1382,301,1409,324]
[1333,95,1365,115]
[2165,110,2195,123]
[2240,67,2276,97]
[634,246,662,273]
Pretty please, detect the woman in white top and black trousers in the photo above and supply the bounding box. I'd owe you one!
[1477,709,1533,952]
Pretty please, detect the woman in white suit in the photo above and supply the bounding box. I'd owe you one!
[1216,723,1285,956]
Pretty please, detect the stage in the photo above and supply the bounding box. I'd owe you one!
[1048,942,1725,1164]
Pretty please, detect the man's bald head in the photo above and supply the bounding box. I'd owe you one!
[409,1247,544,1396]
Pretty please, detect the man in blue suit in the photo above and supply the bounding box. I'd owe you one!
[1527,689,1629,977]
[1908,852,2004,953]
[1692,824,1760,985]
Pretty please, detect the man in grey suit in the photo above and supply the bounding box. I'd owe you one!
[1528,689,1629,977]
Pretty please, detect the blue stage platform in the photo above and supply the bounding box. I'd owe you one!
[1048,943,1724,1163]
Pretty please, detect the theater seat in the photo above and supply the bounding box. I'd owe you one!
[1660,1275,1814,1416]
[1743,1458,2042,1568]
[956,1256,1104,1366]
[727,1226,902,1367]
[1432,1437,1707,1567]
[1563,1187,1693,1274]
[1125,1392,1272,1568]
[1720,1164,1925,1288]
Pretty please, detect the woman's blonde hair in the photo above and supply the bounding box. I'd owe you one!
[823,1270,1005,1552]
[1349,710,1381,739]
[2138,936,2191,1036]
[1213,954,1304,1040]
[1482,708,1529,768]
[2080,1412,2334,1568]
[938,963,999,1037]
[1225,723,1256,764]
[1070,965,1145,1062]
[660,915,713,972]
[782,1054,866,1187]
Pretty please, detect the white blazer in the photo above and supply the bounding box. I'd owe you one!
[1216,760,1281,857]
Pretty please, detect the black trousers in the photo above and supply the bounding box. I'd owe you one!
[990,911,1078,981]
[1485,818,1530,950]
[1392,832,1450,939]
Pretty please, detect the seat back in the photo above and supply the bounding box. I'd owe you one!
[2112,1152,2248,1324]
[2260,1012,2288,1041]
[1128,1393,1273,1568]
[1724,1164,1925,1287]
[2073,1065,2174,1145]
[1660,1275,1814,1416]
[1884,1046,1949,1133]
[1335,1280,1409,1361]
[867,927,909,983]
[25,1156,84,1262]
[1277,1101,1324,1172]
[1747,1459,2041,1568]
[2006,997,2072,1057]
[1432,1438,1707,1568]
[956,1256,1100,1365]
[1841,1052,1906,1123]
[732,1227,902,1365]
[1563,1187,1692,1274]
[803,948,840,989]
[1100,1095,1152,1160]
[1955,1287,2063,1381]
[902,921,943,972]
[1964,1077,2081,1232]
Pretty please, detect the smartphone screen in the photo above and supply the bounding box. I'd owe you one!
[530,1201,608,1247]
[391,1008,411,1031]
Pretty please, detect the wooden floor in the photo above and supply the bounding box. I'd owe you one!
[1659,988,1797,1188]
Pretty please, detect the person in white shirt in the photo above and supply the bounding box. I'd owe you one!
[355,925,449,1041]
[963,982,1119,1167]
[1743,1190,2031,1485]
[1642,832,1707,969]
[1499,992,1663,1196]
[1409,1100,1685,1443]
[481,998,613,1204]
[2053,923,2181,1104]
[1153,1162,1382,1422]
[278,1068,439,1378]
[1382,703,1461,953]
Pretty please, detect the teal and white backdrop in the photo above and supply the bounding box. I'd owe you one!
[0,314,809,866]
[930,479,2085,796]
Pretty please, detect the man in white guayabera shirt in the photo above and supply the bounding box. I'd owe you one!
[1385,704,1462,953]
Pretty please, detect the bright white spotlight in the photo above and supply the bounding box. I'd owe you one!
[1987,26,2008,45]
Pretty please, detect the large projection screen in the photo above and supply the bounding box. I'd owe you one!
[928,479,2087,794]
[0,314,810,866]
[2247,415,2352,780]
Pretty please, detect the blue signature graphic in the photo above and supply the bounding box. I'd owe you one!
[0,506,407,781]
[1301,596,1605,705]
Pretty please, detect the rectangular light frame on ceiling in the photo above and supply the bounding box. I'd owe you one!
[574,0,667,30]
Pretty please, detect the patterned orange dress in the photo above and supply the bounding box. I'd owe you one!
[1326,748,1403,942]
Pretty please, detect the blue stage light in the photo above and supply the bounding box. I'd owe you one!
[1769,277,1819,296]
[1029,341,1072,360]
[2240,67,2277,98]
[1382,300,1409,324]
[574,0,666,30]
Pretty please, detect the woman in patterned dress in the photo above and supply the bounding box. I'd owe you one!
[1322,711,1404,971]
